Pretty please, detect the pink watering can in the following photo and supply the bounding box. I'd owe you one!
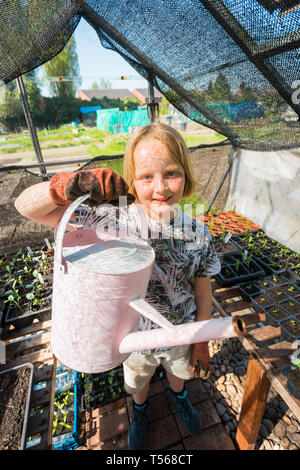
[51,195,247,373]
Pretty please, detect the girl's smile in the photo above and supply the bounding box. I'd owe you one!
[133,138,185,221]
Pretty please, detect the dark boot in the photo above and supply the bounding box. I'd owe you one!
[127,400,148,450]
[167,387,202,435]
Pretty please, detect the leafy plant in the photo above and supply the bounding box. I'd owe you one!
[235,259,240,272]
[26,292,43,309]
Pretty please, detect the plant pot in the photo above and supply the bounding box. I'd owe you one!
[52,368,80,450]
[280,299,300,316]
[5,302,36,329]
[276,283,300,300]
[215,264,237,286]
[213,237,238,258]
[280,318,300,340]
[255,255,287,276]
[238,281,261,302]
[266,287,290,302]
[250,292,274,311]
[265,305,290,321]
[285,368,300,399]
[283,269,300,287]
[30,295,52,322]
[257,278,275,290]
[0,363,34,450]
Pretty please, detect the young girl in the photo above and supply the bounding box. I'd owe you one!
[14,122,221,450]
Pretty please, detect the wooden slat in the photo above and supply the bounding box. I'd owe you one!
[222,299,252,313]
[3,320,51,341]
[259,341,298,363]
[33,364,53,384]
[236,356,271,450]
[47,357,57,449]
[239,338,300,422]
[27,406,50,436]
[27,432,49,450]
[31,381,52,407]
[0,348,53,371]
[5,332,50,357]
[241,312,266,326]
[246,325,281,342]
[214,287,241,301]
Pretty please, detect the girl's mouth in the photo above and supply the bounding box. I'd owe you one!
[152,197,172,204]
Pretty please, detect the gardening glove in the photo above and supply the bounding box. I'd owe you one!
[49,168,135,207]
[188,342,211,379]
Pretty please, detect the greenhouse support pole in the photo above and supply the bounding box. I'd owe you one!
[205,147,237,214]
[16,76,47,178]
[147,71,159,123]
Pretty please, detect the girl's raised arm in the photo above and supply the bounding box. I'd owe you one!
[14,181,67,228]
[14,168,135,228]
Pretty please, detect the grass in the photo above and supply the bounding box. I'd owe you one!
[0,124,224,154]
[183,133,225,146]
[179,193,218,215]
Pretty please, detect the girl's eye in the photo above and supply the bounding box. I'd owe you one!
[143,175,152,180]
[166,171,177,177]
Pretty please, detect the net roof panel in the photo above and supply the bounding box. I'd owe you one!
[1,0,300,150]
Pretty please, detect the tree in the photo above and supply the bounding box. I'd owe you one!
[91,82,100,89]
[0,81,24,129]
[99,77,112,90]
[210,73,231,102]
[42,36,81,98]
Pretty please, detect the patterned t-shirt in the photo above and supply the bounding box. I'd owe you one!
[74,202,221,353]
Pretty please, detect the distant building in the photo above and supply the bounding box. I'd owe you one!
[77,89,134,101]
[132,88,163,104]
[79,105,102,126]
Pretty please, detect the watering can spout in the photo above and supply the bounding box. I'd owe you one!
[119,300,247,355]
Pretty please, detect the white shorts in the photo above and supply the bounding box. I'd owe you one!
[123,345,193,395]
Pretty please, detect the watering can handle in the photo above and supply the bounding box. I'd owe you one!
[55,193,90,268]
[55,195,151,269]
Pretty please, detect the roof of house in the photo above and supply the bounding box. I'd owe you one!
[78,89,134,100]
[133,88,163,98]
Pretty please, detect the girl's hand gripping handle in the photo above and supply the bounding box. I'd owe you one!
[49,168,135,207]
[188,342,211,379]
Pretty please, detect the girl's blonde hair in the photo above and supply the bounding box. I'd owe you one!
[123,122,196,200]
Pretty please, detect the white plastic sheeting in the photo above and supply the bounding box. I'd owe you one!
[225,147,300,253]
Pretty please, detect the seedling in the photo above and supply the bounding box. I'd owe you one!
[26,292,43,309]
[4,280,23,310]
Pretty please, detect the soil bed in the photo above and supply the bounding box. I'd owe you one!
[0,366,32,450]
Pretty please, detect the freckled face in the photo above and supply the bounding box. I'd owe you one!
[133,138,185,221]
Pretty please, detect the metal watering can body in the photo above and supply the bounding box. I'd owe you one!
[51,195,246,373]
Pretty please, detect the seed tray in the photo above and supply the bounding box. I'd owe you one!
[216,260,266,287]
[237,281,262,302]
[279,298,300,318]
[52,367,80,450]
[0,363,34,450]
[254,255,287,276]
[4,296,52,328]
[281,367,300,400]
[248,292,275,312]
[80,363,167,410]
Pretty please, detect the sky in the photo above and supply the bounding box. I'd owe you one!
[40,18,148,96]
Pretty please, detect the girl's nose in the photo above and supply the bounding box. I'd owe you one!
[153,176,168,192]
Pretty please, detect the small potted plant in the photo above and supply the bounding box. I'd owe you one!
[284,342,300,399]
